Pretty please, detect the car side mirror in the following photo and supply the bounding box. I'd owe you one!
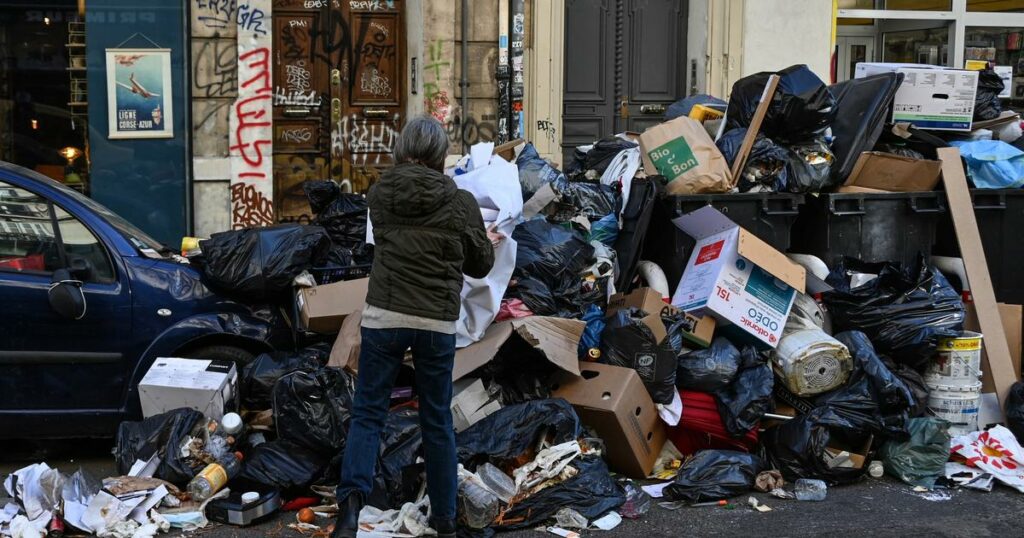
[49,269,87,320]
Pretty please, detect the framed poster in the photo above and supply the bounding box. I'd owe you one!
[105,48,173,139]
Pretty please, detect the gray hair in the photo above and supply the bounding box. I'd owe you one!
[393,116,449,170]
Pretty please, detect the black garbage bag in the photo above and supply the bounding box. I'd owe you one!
[495,456,624,530]
[566,136,639,177]
[761,406,870,485]
[317,193,368,247]
[975,68,1005,121]
[114,408,205,486]
[878,417,951,488]
[716,128,789,192]
[886,359,930,418]
[194,224,331,302]
[875,143,926,160]
[370,408,424,509]
[666,94,727,121]
[676,337,747,392]
[663,450,762,503]
[238,439,330,491]
[783,138,836,193]
[273,367,357,456]
[457,399,581,469]
[824,257,965,370]
[516,143,565,201]
[817,331,915,440]
[241,344,329,409]
[507,219,595,317]
[600,308,677,404]
[727,65,836,144]
[715,360,774,437]
[1007,381,1024,445]
[304,179,340,214]
[555,180,619,220]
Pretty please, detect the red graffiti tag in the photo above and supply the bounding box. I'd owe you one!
[231,47,272,170]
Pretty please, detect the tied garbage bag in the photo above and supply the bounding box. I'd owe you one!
[818,331,915,440]
[193,224,331,302]
[516,143,565,200]
[241,344,328,409]
[272,367,356,456]
[114,408,205,486]
[783,138,836,193]
[457,399,581,468]
[715,359,774,437]
[663,450,762,503]
[493,456,624,530]
[878,417,951,488]
[600,308,677,404]
[761,406,870,485]
[949,140,1024,189]
[727,64,836,144]
[675,337,749,392]
[237,439,329,492]
[303,180,369,250]
[824,257,965,370]
[1007,381,1024,444]
[716,128,789,192]
[974,68,1005,121]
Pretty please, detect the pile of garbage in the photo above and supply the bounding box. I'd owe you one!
[7,60,1024,538]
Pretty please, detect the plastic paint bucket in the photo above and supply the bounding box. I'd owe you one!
[926,381,981,437]
[925,331,983,386]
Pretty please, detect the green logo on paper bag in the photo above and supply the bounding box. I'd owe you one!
[648,137,699,178]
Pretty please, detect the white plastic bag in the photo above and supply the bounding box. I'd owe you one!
[950,425,1024,493]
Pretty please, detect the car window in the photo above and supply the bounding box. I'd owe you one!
[0,185,62,274]
[53,205,115,283]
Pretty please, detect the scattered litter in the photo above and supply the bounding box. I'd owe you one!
[748,497,772,512]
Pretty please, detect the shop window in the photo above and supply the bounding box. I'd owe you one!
[968,0,1024,13]
[0,2,89,193]
[966,27,1024,103]
[883,27,950,65]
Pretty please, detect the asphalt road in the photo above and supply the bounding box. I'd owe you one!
[3,439,1023,538]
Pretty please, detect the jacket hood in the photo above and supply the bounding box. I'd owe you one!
[371,162,457,217]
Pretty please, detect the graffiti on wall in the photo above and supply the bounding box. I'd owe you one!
[230,0,274,229]
[195,0,238,30]
[423,39,451,123]
[331,113,399,165]
[193,39,238,97]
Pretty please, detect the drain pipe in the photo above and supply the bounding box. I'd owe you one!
[460,0,469,149]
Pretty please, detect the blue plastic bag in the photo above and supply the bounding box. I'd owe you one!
[578,304,605,360]
[589,213,619,246]
[949,140,1024,189]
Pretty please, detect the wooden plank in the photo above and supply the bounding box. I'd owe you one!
[729,74,780,186]
[939,146,1017,408]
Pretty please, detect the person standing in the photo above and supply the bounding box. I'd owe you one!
[332,116,500,538]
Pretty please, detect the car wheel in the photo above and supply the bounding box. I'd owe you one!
[184,345,255,370]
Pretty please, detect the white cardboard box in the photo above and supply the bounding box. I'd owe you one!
[670,206,806,349]
[856,63,978,131]
[138,358,238,420]
[450,378,501,433]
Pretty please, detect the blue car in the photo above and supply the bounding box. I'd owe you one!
[0,162,290,438]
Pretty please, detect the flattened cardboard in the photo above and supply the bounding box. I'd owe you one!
[607,287,715,348]
[939,147,1016,407]
[453,317,584,381]
[551,362,667,478]
[967,303,1023,395]
[837,186,891,194]
[844,151,943,192]
[296,278,369,334]
[451,378,502,433]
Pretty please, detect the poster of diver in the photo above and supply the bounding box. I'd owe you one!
[105,48,173,139]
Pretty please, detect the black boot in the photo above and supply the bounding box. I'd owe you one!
[431,518,457,538]
[331,492,364,538]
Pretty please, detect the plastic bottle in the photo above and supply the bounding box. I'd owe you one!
[868,460,885,479]
[457,465,499,529]
[221,413,244,436]
[188,454,241,501]
[477,462,516,504]
[794,478,827,501]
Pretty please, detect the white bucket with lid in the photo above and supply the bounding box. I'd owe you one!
[925,331,983,386]
[926,381,981,437]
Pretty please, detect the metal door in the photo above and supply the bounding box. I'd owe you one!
[562,0,687,166]
[837,36,875,82]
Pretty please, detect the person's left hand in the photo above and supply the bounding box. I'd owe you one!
[486,225,505,248]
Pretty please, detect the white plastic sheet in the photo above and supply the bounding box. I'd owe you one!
[453,158,524,347]
[950,425,1024,493]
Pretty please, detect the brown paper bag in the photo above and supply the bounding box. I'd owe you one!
[639,116,732,195]
[329,309,362,372]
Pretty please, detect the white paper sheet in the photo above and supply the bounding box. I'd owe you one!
[640,481,673,499]
[453,158,524,347]
[657,390,683,426]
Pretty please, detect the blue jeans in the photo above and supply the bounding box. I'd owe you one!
[337,327,457,522]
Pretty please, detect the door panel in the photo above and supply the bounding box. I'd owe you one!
[562,0,687,165]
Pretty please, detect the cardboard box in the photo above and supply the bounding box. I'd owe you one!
[824,434,874,470]
[836,185,892,194]
[296,278,369,334]
[607,287,715,348]
[551,362,667,478]
[854,62,942,79]
[671,206,806,348]
[453,316,584,381]
[139,358,238,420]
[892,68,979,131]
[451,378,502,433]
[843,151,943,192]
[638,116,732,195]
